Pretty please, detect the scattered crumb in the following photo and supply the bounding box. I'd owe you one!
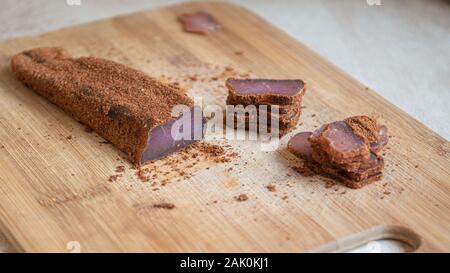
[234,50,244,56]
[265,184,277,192]
[325,181,336,189]
[136,169,150,182]
[193,141,238,163]
[235,194,248,202]
[153,202,176,210]
[66,135,73,140]
[108,174,121,182]
[132,141,237,185]
[115,165,125,173]
[414,165,419,168]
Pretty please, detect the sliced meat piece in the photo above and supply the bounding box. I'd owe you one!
[179,12,221,34]
[226,78,306,105]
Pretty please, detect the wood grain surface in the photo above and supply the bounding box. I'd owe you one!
[0,1,449,252]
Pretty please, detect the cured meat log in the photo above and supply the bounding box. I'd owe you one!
[11,47,205,166]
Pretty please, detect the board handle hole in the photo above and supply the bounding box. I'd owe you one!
[346,239,414,253]
[312,225,421,253]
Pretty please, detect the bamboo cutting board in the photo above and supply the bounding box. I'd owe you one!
[0,1,449,252]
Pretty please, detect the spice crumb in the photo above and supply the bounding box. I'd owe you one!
[235,194,248,202]
[108,174,121,182]
[115,165,125,173]
[265,184,277,192]
[325,181,336,189]
[136,169,150,182]
[153,202,175,209]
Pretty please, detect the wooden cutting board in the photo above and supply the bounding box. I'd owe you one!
[0,1,449,252]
